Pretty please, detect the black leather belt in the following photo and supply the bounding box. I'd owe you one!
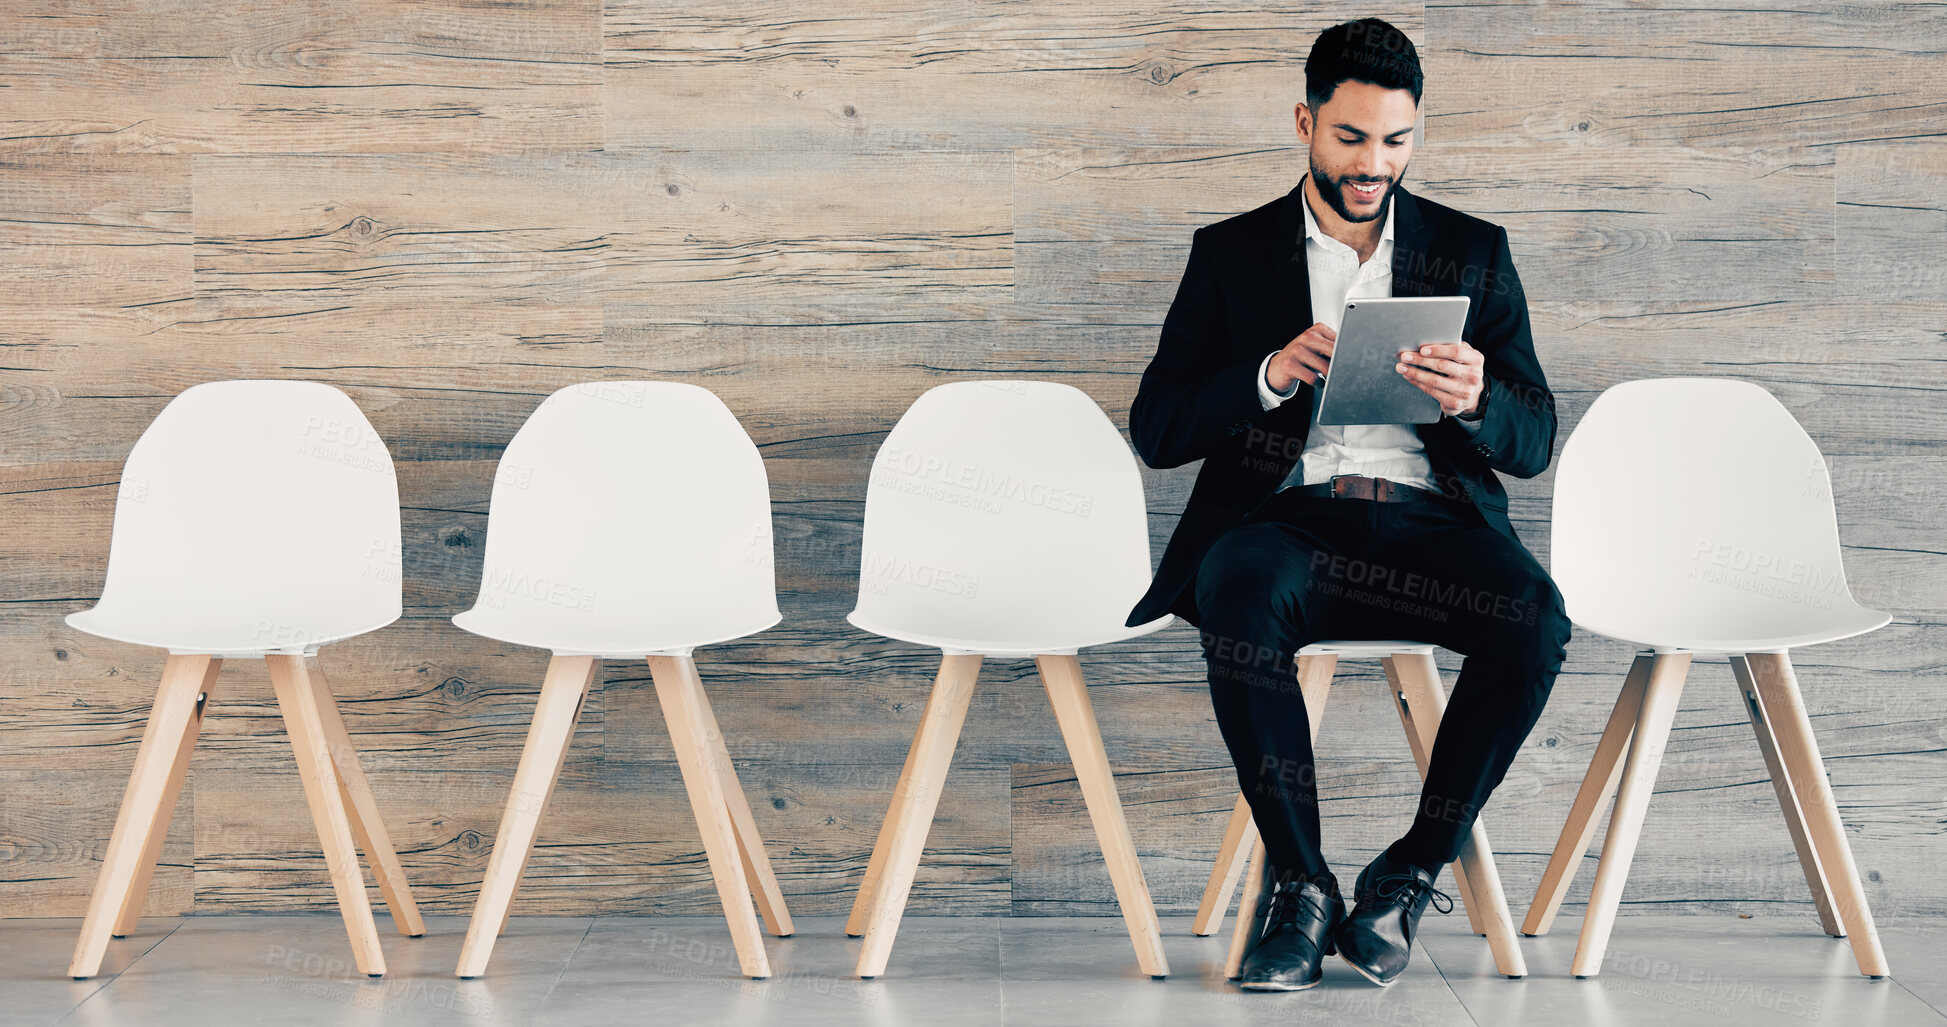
[1287,473,1449,504]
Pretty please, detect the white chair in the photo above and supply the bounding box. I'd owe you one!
[452,381,792,980]
[1193,642,1529,980]
[843,380,1175,979]
[1524,377,1892,978]
[64,379,423,979]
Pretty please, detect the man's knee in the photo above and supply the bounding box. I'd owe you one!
[1194,525,1318,677]
[1193,523,1313,625]
[1468,568,1571,676]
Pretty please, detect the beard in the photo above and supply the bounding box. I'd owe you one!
[1310,161,1402,224]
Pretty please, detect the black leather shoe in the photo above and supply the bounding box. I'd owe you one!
[1333,851,1454,986]
[1238,876,1345,991]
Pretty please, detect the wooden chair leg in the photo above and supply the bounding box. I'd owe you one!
[265,653,386,977]
[495,657,599,940]
[1195,653,1335,939]
[456,654,597,979]
[112,658,223,938]
[845,675,933,938]
[853,653,982,978]
[1729,655,1844,938]
[1192,795,1256,937]
[1386,658,1487,939]
[1736,658,1837,939]
[1742,652,1889,978]
[1571,652,1691,978]
[649,653,771,979]
[1387,653,1527,979]
[1524,652,1651,937]
[69,654,213,978]
[684,655,794,937]
[1382,658,1486,938]
[303,655,425,938]
[1224,838,1271,979]
[1035,653,1169,978]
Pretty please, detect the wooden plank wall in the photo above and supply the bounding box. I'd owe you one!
[2,1,1942,924]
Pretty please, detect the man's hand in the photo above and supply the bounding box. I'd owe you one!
[1267,322,1336,393]
[1397,341,1486,417]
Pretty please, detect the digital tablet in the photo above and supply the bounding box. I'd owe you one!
[1314,295,1472,425]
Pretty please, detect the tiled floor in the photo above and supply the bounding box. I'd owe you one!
[5,913,1941,1025]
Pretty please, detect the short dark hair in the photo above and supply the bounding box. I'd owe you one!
[1304,18,1423,114]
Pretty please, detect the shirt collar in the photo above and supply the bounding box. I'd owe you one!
[1301,182,1395,258]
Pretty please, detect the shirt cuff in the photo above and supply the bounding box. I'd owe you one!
[1257,351,1299,411]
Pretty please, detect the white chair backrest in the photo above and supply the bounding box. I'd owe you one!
[852,380,1156,648]
[1551,377,1862,642]
[462,381,779,650]
[84,379,401,652]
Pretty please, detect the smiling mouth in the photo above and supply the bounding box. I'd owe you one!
[1348,181,1386,200]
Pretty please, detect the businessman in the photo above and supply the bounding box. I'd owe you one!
[1124,19,1572,991]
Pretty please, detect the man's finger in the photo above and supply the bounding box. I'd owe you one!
[1415,342,1479,363]
[1400,352,1473,379]
[1397,363,1472,403]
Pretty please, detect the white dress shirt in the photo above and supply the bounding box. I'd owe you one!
[1256,186,1481,494]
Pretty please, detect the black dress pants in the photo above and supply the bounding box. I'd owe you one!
[1193,486,1572,888]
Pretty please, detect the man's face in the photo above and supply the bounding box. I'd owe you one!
[1296,79,1418,225]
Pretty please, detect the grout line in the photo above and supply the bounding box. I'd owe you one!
[54,918,187,1025]
[534,917,597,1014]
[994,915,1005,1010]
[1414,934,1485,1027]
[1892,978,1947,1022]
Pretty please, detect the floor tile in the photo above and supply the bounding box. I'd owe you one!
[535,915,1000,1027]
[1420,912,1945,1026]
[1000,915,1475,1026]
[5,912,1941,1025]
[59,915,590,1026]
[0,917,181,1027]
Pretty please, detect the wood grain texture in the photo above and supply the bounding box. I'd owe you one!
[1422,1,1947,150]
[1017,144,1839,305]
[1836,141,1947,300]
[0,1,601,154]
[0,157,192,306]
[602,2,1427,151]
[2,0,1940,920]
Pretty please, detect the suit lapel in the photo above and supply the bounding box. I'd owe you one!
[1268,182,1315,432]
[1384,188,1459,455]
[1388,184,1429,298]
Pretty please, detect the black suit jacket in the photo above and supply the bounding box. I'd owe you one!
[1124,181,1556,629]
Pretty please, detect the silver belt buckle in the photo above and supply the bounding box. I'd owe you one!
[1329,473,1361,499]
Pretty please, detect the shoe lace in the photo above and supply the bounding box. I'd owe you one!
[1370,871,1454,915]
[1259,880,1321,929]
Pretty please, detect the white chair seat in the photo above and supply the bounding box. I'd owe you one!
[845,610,1172,657]
[68,603,393,657]
[1297,638,1435,657]
[65,379,403,659]
[453,606,782,658]
[1571,597,1890,655]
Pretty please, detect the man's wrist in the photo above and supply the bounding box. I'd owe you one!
[1456,377,1490,421]
[1258,351,1298,409]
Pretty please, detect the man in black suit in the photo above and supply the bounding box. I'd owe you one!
[1124,18,1572,991]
